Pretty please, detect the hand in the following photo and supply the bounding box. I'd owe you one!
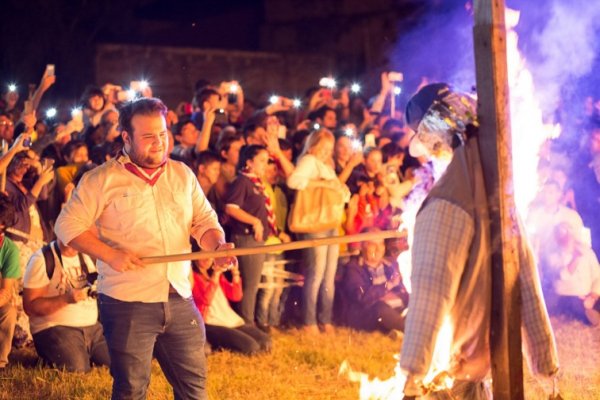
[10,133,31,153]
[107,249,145,272]
[265,128,282,155]
[380,72,392,94]
[278,232,291,243]
[203,106,219,128]
[348,152,364,168]
[212,242,238,271]
[66,287,88,303]
[387,273,402,290]
[37,164,55,186]
[166,110,179,128]
[21,111,37,131]
[296,119,313,131]
[252,219,264,241]
[338,87,350,108]
[40,74,56,92]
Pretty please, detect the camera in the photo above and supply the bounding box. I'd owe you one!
[86,272,99,299]
[23,138,32,147]
[213,108,228,126]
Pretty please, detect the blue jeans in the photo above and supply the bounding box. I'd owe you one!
[301,230,339,326]
[232,234,265,324]
[98,293,207,400]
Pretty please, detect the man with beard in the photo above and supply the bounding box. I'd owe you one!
[55,98,235,399]
[399,84,560,399]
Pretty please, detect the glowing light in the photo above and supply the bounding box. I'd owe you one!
[45,108,57,118]
[351,83,361,93]
[351,139,362,152]
[269,95,279,105]
[319,77,337,89]
[8,83,17,92]
[71,107,82,118]
[393,86,402,96]
[313,123,320,130]
[229,83,239,93]
[293,98,302,108]
[126,89,137,100]
[344,127,355,137]
[139,80,149,90]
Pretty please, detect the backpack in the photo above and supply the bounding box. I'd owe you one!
[41,241,97,284]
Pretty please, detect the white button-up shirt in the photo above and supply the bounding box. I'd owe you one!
[55,155,224,302]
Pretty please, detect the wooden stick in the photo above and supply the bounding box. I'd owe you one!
[141,230,404,264]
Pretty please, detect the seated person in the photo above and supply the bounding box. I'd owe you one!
[544,222,600,326]
[191,256,271,355]
[0,195,20,369]
[342,227,409,334]
[22,239,110,372]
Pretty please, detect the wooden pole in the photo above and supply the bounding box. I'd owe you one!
[0,140,7,193]
[473,1,524,399]
[140,230,404,264]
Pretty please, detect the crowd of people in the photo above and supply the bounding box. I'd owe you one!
[0,66,598,392]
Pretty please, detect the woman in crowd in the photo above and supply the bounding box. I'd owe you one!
[224,145,275,325]
[191,256,271,355]
[287,129,350,333]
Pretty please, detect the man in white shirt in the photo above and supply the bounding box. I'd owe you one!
[23,240,110,372]
[55,98,234,399]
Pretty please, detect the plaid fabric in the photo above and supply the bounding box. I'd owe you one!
[400,198,474,377]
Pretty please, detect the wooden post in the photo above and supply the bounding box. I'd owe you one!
[472,1,524,399]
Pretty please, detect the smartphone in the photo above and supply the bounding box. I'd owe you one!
[213,108,228,126]
[364,133,376,148]
[388,71,403,82]
[46,64,55,77]
[23,138,32,147]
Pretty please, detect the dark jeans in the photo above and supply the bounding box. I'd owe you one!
[32,322,110,372]
[205,323,271,355]
[232,234,265,324]
[99,293,207,400]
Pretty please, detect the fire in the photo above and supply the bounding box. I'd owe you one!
[346,7,558,400]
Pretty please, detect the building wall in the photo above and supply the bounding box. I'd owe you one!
[95,43,334,108]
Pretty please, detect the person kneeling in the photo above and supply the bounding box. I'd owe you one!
[342,228,409,336]
[192,257,271,355]
[23,240,110,372]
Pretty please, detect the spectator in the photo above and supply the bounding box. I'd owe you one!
[0,112,15,143]
[308,106,337,131]
[55,140,89,202]
[191,257,271,355]
[224,145,274,324]
[346,146,384,195]
[543,222,600,325]
[55,97,234,399]
[342,228,408,335]
[194,151,221,210]
[334,134,363,184]
[287,129,350,334]
[80,86,116,128]
[22,239,110,372]
[0,195,20,369]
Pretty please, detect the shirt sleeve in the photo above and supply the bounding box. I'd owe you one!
[189,167,225,246]
[287,155,317,190]
[23,250,50,289]
[1,240,22,279]
[400,198,474,377]
[55,167,107,246]
[223,177,248,209]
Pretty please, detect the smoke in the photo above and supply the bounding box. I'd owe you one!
[524,0,600,118]
[388,1,600,121]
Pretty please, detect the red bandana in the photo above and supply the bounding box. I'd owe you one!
[120,152,166,186]
[241,169,278,236]
[0,233,4,248]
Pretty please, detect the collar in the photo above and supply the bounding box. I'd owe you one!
[117,151,167,186]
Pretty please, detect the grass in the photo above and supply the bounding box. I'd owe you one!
[0,318,598,400]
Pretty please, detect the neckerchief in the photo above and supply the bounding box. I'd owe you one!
[240,168,278,236]
[118,151,166,186]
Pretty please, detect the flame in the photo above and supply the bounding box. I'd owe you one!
[506,9,561,215]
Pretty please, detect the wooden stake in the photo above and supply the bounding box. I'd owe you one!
[140,230,405,264]
[473,1,524,399]
[0,140,7,193]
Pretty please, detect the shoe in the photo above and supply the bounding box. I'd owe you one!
[302,325,320,335]
[320,324,335,334]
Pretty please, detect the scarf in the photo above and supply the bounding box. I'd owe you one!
[240,168,278,236]
[118,151,166,186]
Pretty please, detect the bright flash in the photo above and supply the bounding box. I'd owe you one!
[293,98,302,108]
[313,123,320,130]
[351,138,362,152]
[8,83,17,92]
[269,95,279,105]
[230,83,239,93]
[393,86,402,96]
[319,77,336,89]
[351,83,361,93]
[344,127,355,136]
[71,107,82,118]
[127,89,137,100]
[45,108,57,118]
[139,80,149,90]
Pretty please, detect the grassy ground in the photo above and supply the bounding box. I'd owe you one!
[0,317,598,400]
